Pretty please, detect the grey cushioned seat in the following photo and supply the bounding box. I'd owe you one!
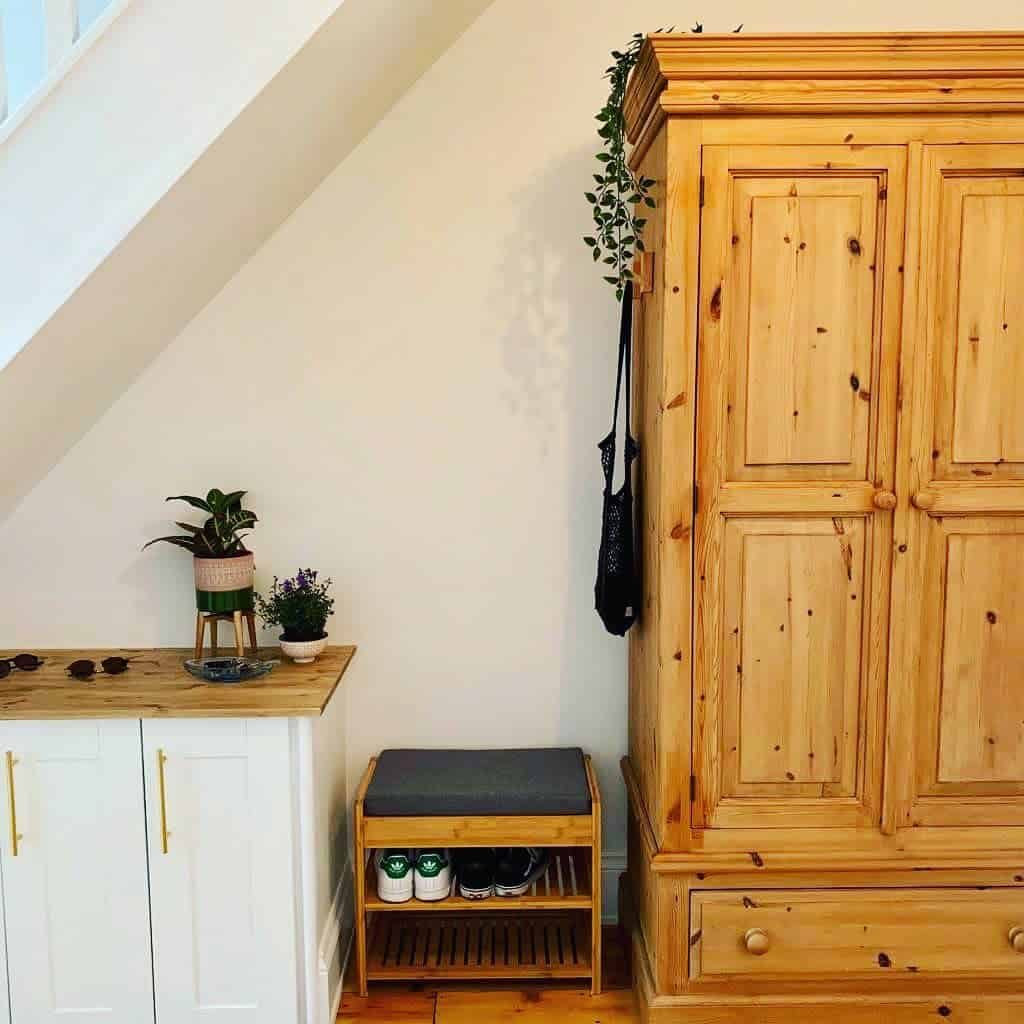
[364,748,591,817]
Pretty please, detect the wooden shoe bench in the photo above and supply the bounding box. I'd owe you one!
[352,748,602,995]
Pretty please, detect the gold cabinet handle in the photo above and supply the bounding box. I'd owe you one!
[872,490,897,511]
[6,751,23,857]
[744,928,770,956]
[1010,926,1024,953]
[157,749,170,854]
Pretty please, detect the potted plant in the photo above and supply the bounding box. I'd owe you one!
[256,569,334,663]
[144,489,258,614]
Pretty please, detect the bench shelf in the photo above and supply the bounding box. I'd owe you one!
[365,910,592,982]
[363,847,593,913]
[353,751,602,995]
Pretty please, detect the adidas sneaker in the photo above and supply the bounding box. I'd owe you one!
[414,848,452,902]
[375,849,414,903]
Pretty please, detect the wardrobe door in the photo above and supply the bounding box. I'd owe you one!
[143,718,300,1024]
[693,145,906,829]
[886,144,1024,830]
[0,720,153,1024]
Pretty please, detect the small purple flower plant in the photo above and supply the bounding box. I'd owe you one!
[256,569,334,642]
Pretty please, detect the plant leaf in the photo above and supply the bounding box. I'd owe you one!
[165,494,211,513]
[142,535,198,553]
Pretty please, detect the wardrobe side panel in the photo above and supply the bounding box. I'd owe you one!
[629,124,668,846]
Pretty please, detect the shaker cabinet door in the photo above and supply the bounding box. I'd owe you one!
[143,718,300,1024]
[693,145,906,829]
[886,144,1024,829]
[0,720,153,1024]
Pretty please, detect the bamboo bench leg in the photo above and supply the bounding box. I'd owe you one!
[586,755,602,995]
[354,759,374,997]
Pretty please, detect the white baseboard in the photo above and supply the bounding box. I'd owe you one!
[317,863,354,1024]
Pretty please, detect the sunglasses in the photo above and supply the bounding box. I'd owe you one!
[65,656,138,681]
[0,654,45,679]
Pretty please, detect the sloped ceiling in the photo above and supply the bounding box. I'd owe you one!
[0,0,493,522]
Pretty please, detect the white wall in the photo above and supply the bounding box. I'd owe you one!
[2,0,1021,906]
[0,0,492,521]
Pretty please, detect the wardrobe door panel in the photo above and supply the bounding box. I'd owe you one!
[694,145,906,830]
[728,175,879,480]
[723,517,864,800]
[888,145,1024,829]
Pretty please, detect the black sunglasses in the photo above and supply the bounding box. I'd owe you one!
[65,656,139,681]
[0,654,45,679]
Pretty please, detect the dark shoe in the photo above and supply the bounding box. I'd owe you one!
[455,848,496,899]
[494,847,549,897]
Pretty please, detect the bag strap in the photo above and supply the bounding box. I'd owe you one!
[609,280,634,462]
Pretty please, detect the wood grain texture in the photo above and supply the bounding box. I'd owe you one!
[887,144,1024,832]
[0,646,355,719]
[623,34,1024,1021]
[693,144,901,832]
[362,814,594,848]
[436,989,637,1023]
[628,125,672,851]
[690,887,1024,981]
[624,32,1024,138]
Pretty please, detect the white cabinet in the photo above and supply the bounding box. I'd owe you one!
[0,708,347,1024]
[143,719,300,1024]
[0,721,153,1024]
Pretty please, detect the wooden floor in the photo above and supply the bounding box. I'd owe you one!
[340,925,637,1022]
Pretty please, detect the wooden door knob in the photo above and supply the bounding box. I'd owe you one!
[744,928,771,956]
[911,491,936,511]
[872,490,897,511]
[1010,926,1024,953]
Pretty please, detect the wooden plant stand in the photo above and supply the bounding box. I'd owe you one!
[193,610,258,659]
[353,754,602,995]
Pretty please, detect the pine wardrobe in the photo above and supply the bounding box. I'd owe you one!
[621,32,1024,1023]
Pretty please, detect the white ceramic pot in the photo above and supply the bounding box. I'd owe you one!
[279,634,328,664]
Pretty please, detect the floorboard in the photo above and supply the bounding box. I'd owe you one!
[340,925,635,1022]
[436,989,637,1023]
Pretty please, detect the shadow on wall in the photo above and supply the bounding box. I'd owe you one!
[490,140,629,844]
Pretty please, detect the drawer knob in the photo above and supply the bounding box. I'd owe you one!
[1010,926,1024,953]
[872,490,897,511]
[744,928,771,956]
[911,490,936,511]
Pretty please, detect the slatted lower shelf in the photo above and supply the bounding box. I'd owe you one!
[366,912,593,980]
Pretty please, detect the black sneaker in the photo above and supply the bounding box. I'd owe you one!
[455,848,496,899]
[494,847,549,897]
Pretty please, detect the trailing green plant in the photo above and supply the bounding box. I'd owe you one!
[583,31,658,302]
[143,488,257,558]
[256,569,334,642]
[584,24,741,301]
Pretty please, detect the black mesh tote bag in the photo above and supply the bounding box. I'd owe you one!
[595,281,640,636]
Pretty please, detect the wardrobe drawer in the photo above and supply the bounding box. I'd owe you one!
[689,888,1024,982]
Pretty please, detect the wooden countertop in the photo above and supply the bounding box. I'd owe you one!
[0,646,356,720]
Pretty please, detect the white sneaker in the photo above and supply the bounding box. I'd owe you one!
[375,849,414,903]
[414,848,452,902]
